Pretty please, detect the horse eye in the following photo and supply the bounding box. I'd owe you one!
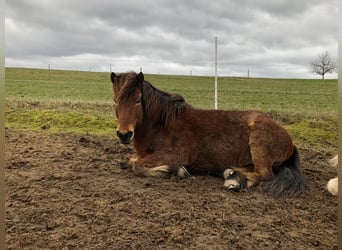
[136,99,141,105]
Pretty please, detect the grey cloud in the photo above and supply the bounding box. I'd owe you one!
[5,0,338,78]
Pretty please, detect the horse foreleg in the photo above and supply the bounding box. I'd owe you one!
[132,154,189,178]
[128,154,139,166]
[134,163,189,177]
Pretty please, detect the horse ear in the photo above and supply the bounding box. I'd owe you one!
[110,72,116,84]
[137,72,144,83]
[137,72,144,91]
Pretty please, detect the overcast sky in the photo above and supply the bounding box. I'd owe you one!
[5,0,338,78]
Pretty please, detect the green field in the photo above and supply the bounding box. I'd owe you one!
[5,67,338,152]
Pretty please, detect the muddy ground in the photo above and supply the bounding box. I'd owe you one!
[5,129,338,249]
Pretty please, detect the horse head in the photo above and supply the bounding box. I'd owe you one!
[111,71,144,144]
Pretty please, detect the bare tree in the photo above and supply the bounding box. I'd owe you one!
[311,51,336,80]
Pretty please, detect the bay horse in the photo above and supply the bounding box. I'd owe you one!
[110,71,306,197]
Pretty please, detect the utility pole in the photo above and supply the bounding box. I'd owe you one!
[214,36,218,110]
[48,64,51,80]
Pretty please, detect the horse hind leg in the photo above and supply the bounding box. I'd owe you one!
[244,146,275,188]
[223,168,247,190]
[223,147,275,191]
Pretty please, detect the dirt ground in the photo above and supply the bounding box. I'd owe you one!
[5,129,338,249]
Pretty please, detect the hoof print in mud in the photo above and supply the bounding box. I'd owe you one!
[223,168,247,191]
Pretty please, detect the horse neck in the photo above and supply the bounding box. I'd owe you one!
[133,118,156,154]
[132,81,188,153]
[140,81,188,127]
[133,99,165,153]
[134,118,150,139]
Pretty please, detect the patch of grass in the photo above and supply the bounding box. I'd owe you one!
[6,68,337,116]
[148,76,338,123]
[5,109,117,135]
[286,118,338,151]
[5,68,111,102]
[5,96,114,115]
[5,68,338,152]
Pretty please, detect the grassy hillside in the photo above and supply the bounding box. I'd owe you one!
[5,68,338,152]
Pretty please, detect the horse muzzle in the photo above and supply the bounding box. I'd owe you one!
[116,130,134,144]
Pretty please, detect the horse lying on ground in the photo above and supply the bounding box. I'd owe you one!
[327,155,338,196]
[110,71,306,197]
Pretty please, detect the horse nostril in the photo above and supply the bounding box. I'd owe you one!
[116,131,133,142]
[126,131,133,139]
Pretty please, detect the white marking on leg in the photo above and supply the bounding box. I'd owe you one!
[178,166,190,178]
[223,168,235,180]
[224,179,240,189]
[147,165,170,176]
[327,177,338,196]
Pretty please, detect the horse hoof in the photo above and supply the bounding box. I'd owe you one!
[223,168,247,190]
[223,168,235,179]
[178,166,190,178]
[224,179,241,191]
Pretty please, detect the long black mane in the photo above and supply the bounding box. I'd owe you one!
[116,71,190,127]
[141,81,190,126]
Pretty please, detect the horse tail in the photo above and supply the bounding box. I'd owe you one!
[260,146,306,198]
